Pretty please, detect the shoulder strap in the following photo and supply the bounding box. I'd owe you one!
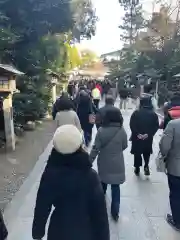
[101,128,120,149]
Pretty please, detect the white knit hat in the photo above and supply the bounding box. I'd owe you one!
[53,125,83,154]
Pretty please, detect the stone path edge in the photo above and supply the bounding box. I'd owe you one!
[4,140,52,232]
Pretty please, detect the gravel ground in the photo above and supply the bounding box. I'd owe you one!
[0,119,54,211]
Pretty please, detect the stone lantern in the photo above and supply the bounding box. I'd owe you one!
[47,71,59,103]
[0,64,24,150]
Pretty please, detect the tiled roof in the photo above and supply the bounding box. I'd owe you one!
[0,64,24,75]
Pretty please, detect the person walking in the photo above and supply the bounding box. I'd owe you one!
[92,85,101,109]
[139,84,157,109]
[76,91,95,146]
[32,125,110,240]
[67,81,74,98]
[0,210,8,240]
[95,82,102,96]
[119,85,129,110]
[95,95,117,130]
[52,92,75,120]
[90,108,127,221]
[160,92,180,130]
[130,97,159,176]
[54,96,81,132]
[159,119,180,231]
[102,81,111,99]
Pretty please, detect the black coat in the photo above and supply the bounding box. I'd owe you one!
[119,88,129,99]
[32,149,109,240]
[0,210,8,240]
[130,108,159,154]
[76,97,95,132]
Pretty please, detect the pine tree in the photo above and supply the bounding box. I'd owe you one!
[119,0,145,45]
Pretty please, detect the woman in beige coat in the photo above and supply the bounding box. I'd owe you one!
[55,96,81,132]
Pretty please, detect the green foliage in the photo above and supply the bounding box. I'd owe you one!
[115,3,180,93]
[119,0,145,44]
[0,0,97,122]
[0,0,73,65]
[13,93,47,124]
[0,0,97,71]
[71,0,98,40]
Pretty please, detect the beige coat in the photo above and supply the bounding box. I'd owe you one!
[55,110,81,132]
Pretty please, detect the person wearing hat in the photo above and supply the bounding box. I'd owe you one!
[32,125,109,240]
[130,97,159,176]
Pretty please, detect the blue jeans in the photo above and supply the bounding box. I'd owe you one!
[101,182,120,216]
[84,131,92,146]
[168,174,180,225]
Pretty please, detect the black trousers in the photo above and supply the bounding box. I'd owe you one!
[168,174,180,225]
[134,152,151,168]
[93,99,100,109]
[101,182,120,216]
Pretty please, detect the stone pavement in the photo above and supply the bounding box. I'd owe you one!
[4,108,180,240]
[0,119,54,211]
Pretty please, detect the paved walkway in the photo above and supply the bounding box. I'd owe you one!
[0,119,54,211]
[4,108,180,240]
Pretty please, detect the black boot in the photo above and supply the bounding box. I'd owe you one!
[134,167,140,176]
[111,203,119,222]
[144,166,150,176]
[111,212,119,222]
[166,214,180,231]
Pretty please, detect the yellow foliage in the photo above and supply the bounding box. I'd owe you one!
[64,42,82,70]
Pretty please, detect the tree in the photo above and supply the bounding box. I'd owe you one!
[64,40,82,71]
[135,5,180,77]
[80,49,98,67]
[0,0,97,69]
[0,0,98,122]
[0,0,73,68]
[71,0,98,40]
[119,0,145,44]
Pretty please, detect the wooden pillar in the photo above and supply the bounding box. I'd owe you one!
[52,85,57,103]
[3,94,15,150]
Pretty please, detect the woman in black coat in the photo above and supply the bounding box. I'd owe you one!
[32,124,109,240]
[130,97,159,176]
[0,210,8,240]
[76,91,96,146]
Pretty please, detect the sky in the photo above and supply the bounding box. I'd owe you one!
[81,0,178,56]
[81,0,123,55]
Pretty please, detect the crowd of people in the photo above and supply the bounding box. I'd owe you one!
[1,80,180,240]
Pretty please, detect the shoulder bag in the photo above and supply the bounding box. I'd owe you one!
[155,151,167,173]
[101,128,121,149]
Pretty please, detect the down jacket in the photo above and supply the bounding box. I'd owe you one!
[32,148,110,240]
